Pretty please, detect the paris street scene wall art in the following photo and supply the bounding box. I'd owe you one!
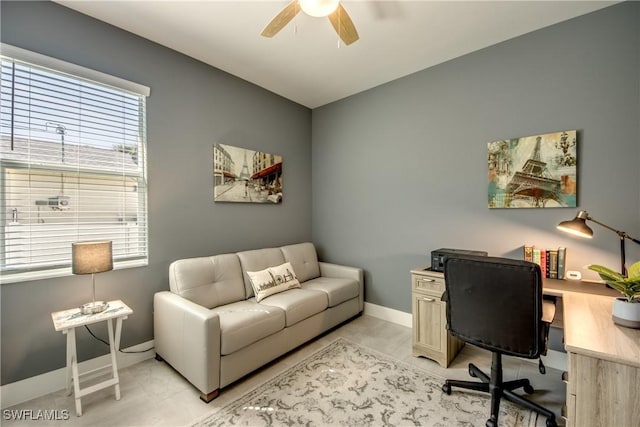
[214,143,283,204]
[488,130,577,208]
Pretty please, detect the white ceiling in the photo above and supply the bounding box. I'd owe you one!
[54,1,616,108]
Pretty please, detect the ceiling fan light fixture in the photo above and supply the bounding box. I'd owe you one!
[262,0,358,46]
[299,0,340,18]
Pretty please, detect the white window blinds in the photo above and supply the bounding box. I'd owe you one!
[1,46,149,283]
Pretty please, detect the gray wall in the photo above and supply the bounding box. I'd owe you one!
[1,1,311,385]
[312,2,640,312]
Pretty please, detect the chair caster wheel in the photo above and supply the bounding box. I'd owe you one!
[441,384,451,395]
[546,418,557,427]
[485,419,497,427]
[523,384,534,394]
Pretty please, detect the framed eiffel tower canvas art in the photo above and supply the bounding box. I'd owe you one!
[213,143,283,204]
[488,130,577,208]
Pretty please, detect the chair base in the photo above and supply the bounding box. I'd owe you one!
[441,353,557,427]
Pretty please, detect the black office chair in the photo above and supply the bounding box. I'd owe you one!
[441,254,557,427]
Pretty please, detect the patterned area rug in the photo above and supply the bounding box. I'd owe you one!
[192,338,536,427]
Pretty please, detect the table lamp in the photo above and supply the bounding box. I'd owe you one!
[557,210,640,276]
[72,241,113,314]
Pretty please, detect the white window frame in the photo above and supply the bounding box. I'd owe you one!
[1,44,150,284]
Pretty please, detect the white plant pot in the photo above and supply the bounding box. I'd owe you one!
[612,298,640,329]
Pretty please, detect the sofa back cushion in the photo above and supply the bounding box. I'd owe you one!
[280,242,320,283]
[237,247,286,299]
[169,253,245,308]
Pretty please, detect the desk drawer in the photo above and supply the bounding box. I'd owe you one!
[412,274,444,294]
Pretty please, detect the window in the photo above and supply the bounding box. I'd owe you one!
[0,45,150,283]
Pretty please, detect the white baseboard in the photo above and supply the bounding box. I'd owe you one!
[364,302,412,328]
[0,340,155,410]
[363,302,568,372]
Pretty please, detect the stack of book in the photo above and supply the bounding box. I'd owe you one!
[523,246,567,279]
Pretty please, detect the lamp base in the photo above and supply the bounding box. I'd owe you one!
[80,301,108,315]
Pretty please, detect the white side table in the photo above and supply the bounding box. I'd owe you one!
[51,300,133,416]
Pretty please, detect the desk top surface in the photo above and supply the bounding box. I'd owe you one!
[542,278,618,297]
[543,279,640,368]
[561,292,640,367]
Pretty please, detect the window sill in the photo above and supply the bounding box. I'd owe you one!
[0,259,148,285]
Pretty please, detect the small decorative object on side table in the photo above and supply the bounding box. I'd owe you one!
[51,300,133,416]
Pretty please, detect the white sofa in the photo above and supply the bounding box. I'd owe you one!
[153,242,363,402]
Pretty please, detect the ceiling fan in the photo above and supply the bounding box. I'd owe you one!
[261,0,359,46]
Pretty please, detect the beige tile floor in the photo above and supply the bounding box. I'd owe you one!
[3,315,565,426]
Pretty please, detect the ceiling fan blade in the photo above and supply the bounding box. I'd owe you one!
[261,1,300,38]
[328,3,359,45]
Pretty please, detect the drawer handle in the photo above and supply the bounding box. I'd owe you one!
[420,279,435,283]
[422,297,436,302]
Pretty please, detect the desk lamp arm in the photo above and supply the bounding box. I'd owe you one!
[587,215,640,275]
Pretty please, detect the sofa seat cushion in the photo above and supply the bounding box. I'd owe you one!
[212,300,285,355]
[303,276,360,307]
[258,288,328,327]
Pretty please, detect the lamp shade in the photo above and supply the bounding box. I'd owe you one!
[557,210,594,239]
[299,0,340,17]
[72,241,113,275]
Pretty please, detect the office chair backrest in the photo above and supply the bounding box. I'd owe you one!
[443,254,544,359]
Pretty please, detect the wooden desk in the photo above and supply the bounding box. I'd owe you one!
[543,277,619,298]
[542,279,640,427]
[409,270,639,426]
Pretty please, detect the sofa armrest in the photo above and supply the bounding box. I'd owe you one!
[318,262,364,312]
[154,291,221,395]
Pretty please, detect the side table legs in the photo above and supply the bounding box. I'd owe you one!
[108,318,122,401]
[64,328,82,416]
[52,300,132,417]
[65,318,124,416]
[65,328,74,395]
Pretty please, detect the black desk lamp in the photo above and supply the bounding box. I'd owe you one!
[557,210,640,276]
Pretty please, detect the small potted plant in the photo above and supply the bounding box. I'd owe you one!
[588,261,640,329]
